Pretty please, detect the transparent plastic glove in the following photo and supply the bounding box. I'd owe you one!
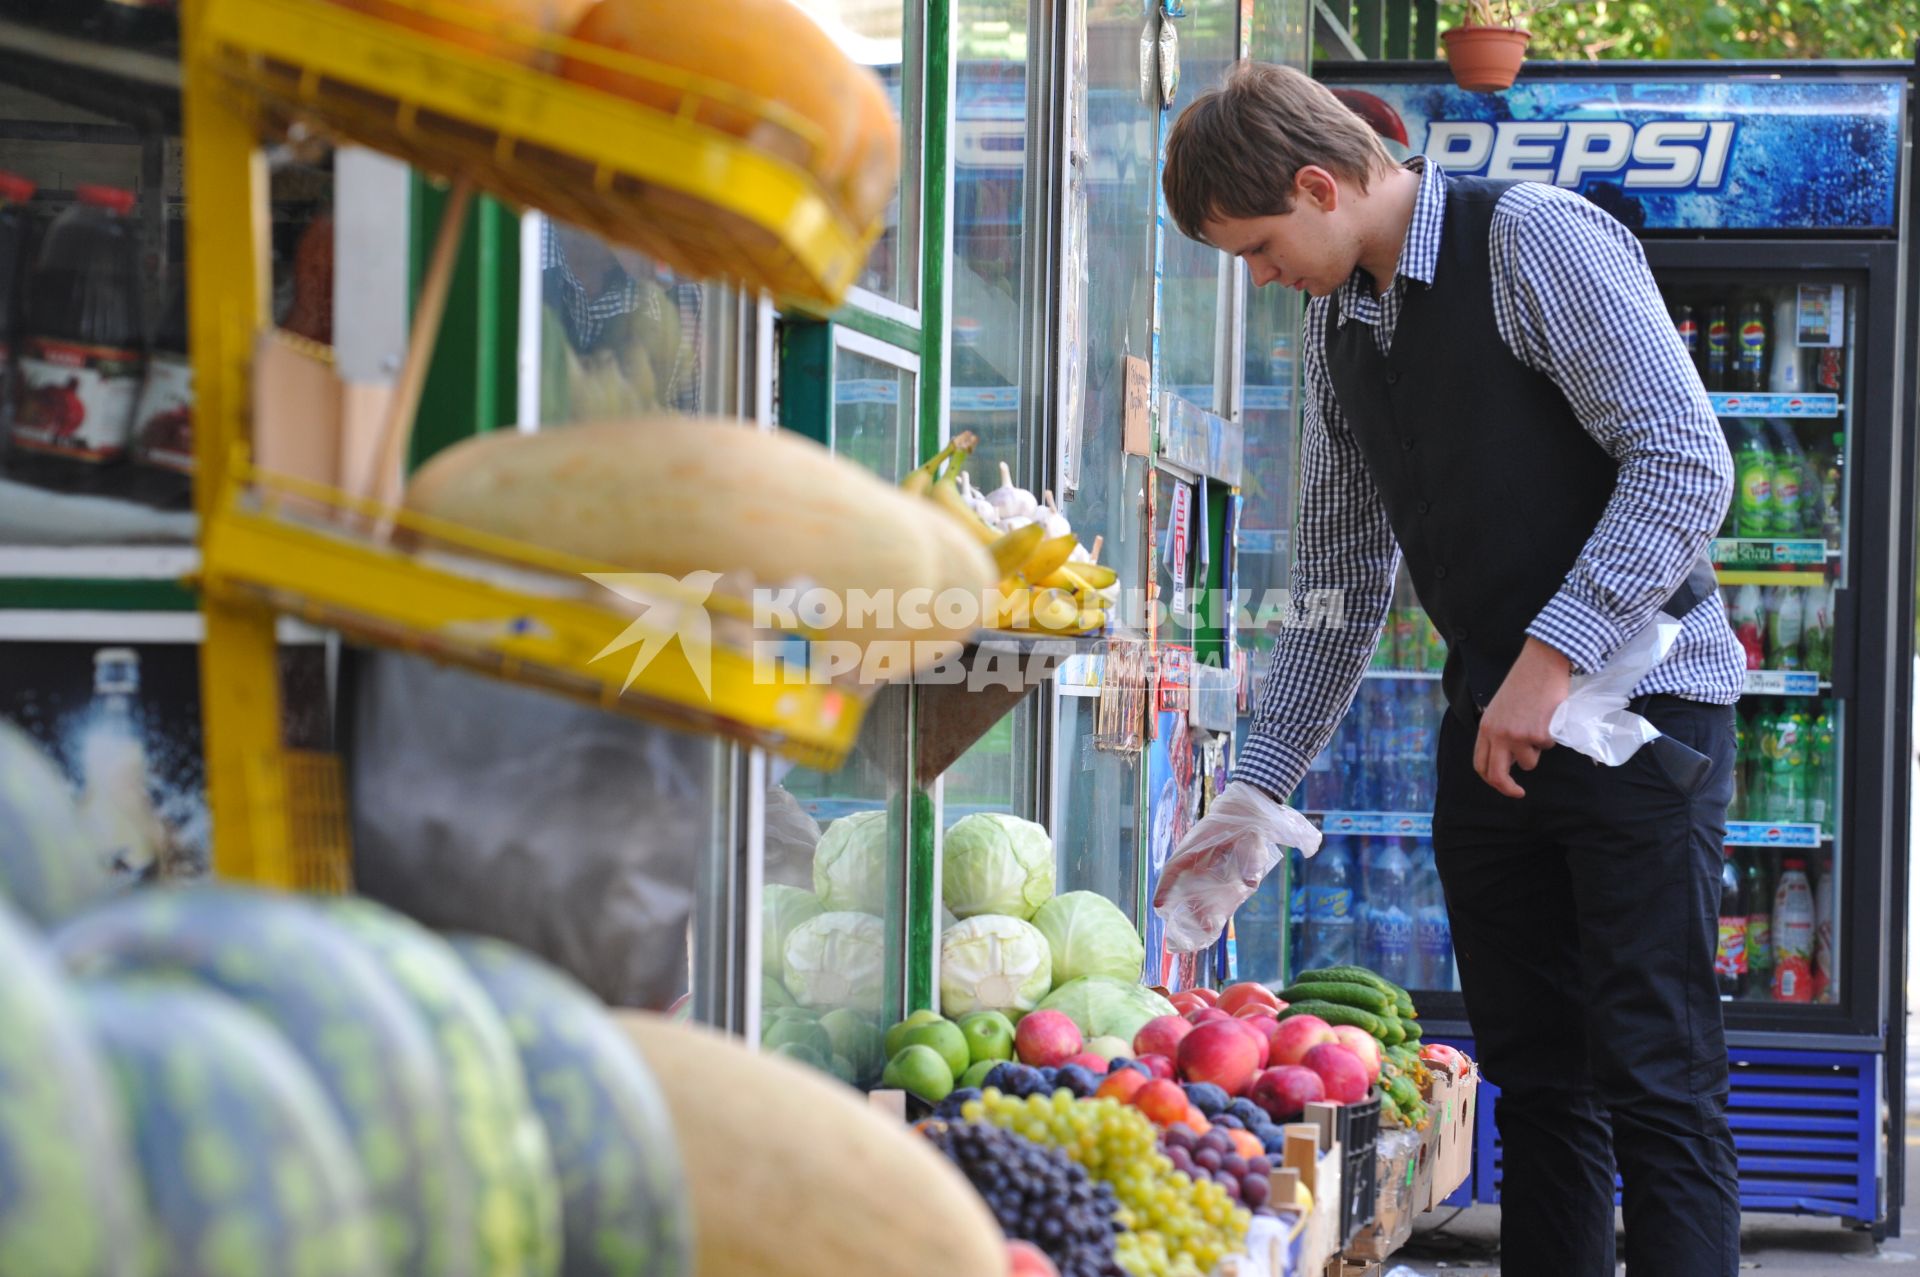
[1152,781,1323,954]
[1548,611,1684,765]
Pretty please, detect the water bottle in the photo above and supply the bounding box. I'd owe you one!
[1336,709,1364,812]
[1302,842,1358,969]
[1410,840,1454,991]
[1350,686,1381,812]
[1403,682,1440,812]
[1361,838,1414,987]
[1372,682,1402,811]
[1287,849,1307,981]
[1303,743,1339,811]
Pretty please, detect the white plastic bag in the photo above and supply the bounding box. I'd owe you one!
[1152,781,1323,954]
[1548,611,1685,765]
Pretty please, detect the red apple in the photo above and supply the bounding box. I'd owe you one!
[1097,1069,1149,1103]
[1250,1064,1326,1121]
[1268,1014,1339,1067]
[1064,1052,1109,1073]
[1176,1021,1264,1097]
[1217,982,1283,1017]
[1331,1026,1383,1086]
[1169,990,1210,1016]
[1133,1078,1191,1126]
[1008,1240,1060,1277]
[1302,1042,1371,1104]
[1234,1004,1280,1020]
[1138,1053,1177,1080]
[1014,1010,1083,1068]
[1133,1014,1194,1061]
[1229,1017,1271,1069]
[1188,1007,1232,1027]
[1421,1043,1469,1078]
[1188,987,1221,1006]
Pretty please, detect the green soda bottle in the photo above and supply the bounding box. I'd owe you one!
[1772,709,1809,823]
[1729,713,1748,821]
[1744,850,1775,999]
[1749,707,1778,822]
[1735,422,1774,538]
[1807,709,1836,831]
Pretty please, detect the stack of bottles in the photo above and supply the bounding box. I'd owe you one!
[1721,419,1843,548]
[1731,699,1837,828]
[1296,679,1447,814]
[1715,847,1838,1005]
[1722,582,1835,676]
[1286,839,1457,993]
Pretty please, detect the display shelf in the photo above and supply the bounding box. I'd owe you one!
[0,17,181,128]
[1710,392,1840,419]
[1363,668,1443,681]
[1743,670,1830,697]
[1310,811,1434,838]
[1718,567,1828,588]
[196,465,869,770]
[194,0,876,308]
[1726,821,1827,848]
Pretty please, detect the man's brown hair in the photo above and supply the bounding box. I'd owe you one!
[1162,61,1396,243]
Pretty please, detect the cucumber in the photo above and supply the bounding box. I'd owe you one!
[1278,1001,1389,1039]
[1385,1071,1423,1114]
[1392,989,1416,1019]
[1380,1015,1406,1046]
[1401,1017,1423,1041]
[1278,981,1393,1014]
[1296,965,1398,995]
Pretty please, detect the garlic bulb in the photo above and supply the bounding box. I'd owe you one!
[959,473,1003,529]
[1038,490,1073,540]
[986,461,1039,522]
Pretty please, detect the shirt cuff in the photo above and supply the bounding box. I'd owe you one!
[1230,732,1315,807]
[1526,588,1627,677]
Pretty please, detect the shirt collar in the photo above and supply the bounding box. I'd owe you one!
[1335,158,1447,328]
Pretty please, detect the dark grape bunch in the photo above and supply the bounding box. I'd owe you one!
[1159,1126,1282,1218]
[921,1120,1128,1277]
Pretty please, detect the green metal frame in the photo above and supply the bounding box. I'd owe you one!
[0,578,197,610]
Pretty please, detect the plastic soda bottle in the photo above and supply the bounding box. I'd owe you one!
[1813,851,1836,1003]
[1303,842,1358,969]
[1715,847,1748,998]
[1772,857,1815,1002]
[1729,714,1748,820]
[1769,423,1805,538]
[1802,584,1833,681]
[1361,839,1414,988]
[1302,743,1339,812]
[1748,708,1776,822]
[1765,587,1804,671]
[1335,712,1363,811]
[1672,301,1700,364]
[1734,300,1768,392]
[1735,423,1773,537]
[1820,432,1844,550]
[1705,304,1731,390]
[1729,584,1765,669]
[1372,682,1403,810]
[1410,842,1454,992]
[1768,297,1805,394]
[1421,611,1447,672]
[1744,851,1775,999]
[1807,709,1836,831]
[1771,709,1809,822]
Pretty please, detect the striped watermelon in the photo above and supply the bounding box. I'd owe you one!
[452,936,692,1277]
[0,720,110,926]
[320,899,562,1277]
[74,980,386,1277]
[52,886,471,1277]
[0,898,147,1277]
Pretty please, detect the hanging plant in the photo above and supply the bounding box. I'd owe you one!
[1442,0,1558,93]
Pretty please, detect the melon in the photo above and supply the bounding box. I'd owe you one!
[0,899,146,1277]
[0,719,110,927]
[74,980,385,1277]
[319,899,562,1277]
[452,936,691,1277]
[52,886,471,1277]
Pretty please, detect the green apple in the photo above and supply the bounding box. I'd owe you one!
[883,1045,954,1103]
[885,1008,945,1059]
[958,1010,1016,1065]
[902,1018,970,1080]
[961,1059,997,1089]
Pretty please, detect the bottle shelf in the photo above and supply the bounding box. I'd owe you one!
[1710,392,1840,419]
[1712,538,1832,568]
[1741,670,1831,697]
[1362,669,1443,682]
[196,0,877,308]
[1725,821,1828,848]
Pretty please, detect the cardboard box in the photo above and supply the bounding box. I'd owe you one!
[1343,1128,1423,1261]
[1421,1066,1480,1210]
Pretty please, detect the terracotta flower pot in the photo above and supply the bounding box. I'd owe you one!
[1442,24,1531,93]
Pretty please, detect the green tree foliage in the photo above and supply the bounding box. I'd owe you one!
[1476,0,1917,61]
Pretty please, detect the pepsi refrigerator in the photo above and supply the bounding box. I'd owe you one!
[1255,61,1920,1234]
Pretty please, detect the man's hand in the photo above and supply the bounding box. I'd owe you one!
[1475,637,1573,798]
[1152,782,1323,952]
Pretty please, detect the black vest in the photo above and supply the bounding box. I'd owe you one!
[1324,176,1710,722]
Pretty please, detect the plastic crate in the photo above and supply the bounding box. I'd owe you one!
[1336,1096,1382,1242]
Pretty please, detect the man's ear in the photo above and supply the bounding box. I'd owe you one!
[1294,166,1339,213]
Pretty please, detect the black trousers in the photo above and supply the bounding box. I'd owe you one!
[1432,694,1742,1277]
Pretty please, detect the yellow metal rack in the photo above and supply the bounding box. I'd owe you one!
[183,0,881,886]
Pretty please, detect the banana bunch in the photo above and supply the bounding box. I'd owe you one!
[902,433,1117,636]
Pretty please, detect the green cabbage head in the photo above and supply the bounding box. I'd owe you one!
[813,810,891,914]
[1031,891,1145,985]
[939,915,1053,1018]
[1034,976,1177,1045]
[942,813,1055,920]
[782,912,886,1012]
[763,885,825,977]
